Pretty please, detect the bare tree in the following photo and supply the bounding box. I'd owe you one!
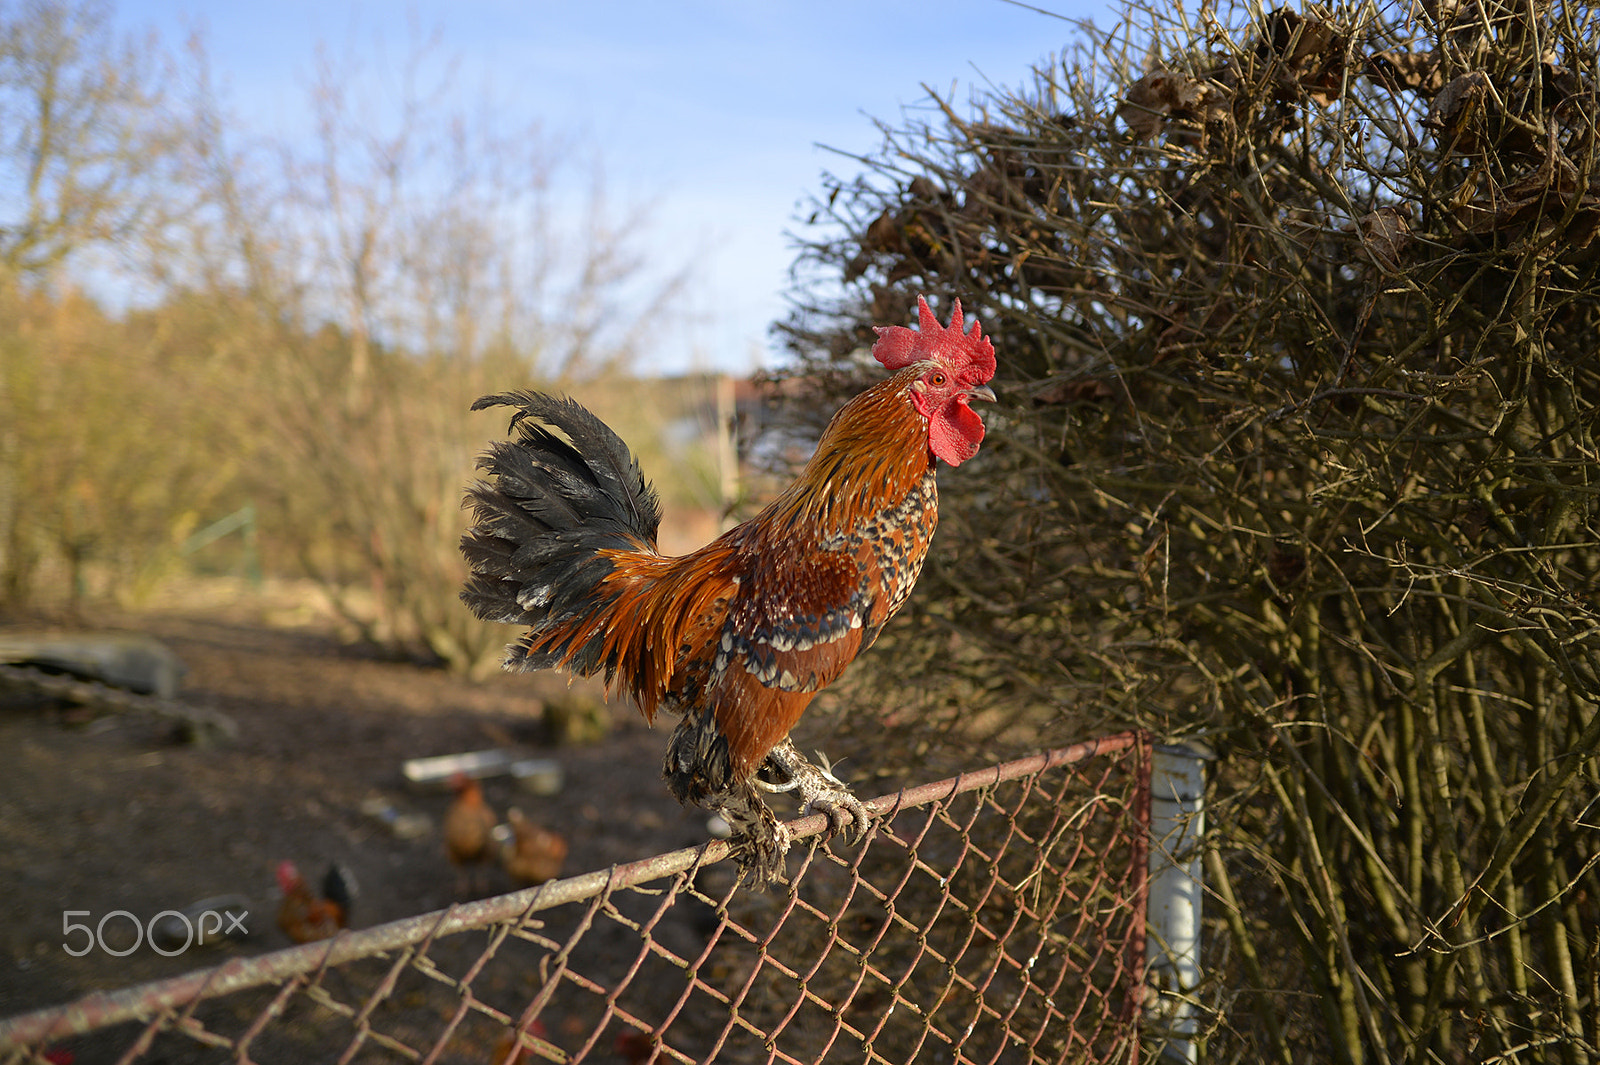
[0,0,191,605]
[0,0,179,279]
[782,0,1600,1060]
[170,29,687,671]
[0,10,691,651]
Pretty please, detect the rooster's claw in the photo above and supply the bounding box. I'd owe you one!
[762,739,872,844]
[808,790,871,843]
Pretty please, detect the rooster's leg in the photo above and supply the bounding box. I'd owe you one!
[718,781,791,888]
[662,709,792,887]
[757,739,872,843]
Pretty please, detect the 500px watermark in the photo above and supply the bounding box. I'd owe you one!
[62,908,249,957]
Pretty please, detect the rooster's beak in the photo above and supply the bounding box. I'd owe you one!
[968,384,997,403]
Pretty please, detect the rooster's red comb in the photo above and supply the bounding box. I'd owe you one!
[871,296,996,382]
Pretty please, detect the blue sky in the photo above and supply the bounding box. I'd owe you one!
[112,1,1108,373]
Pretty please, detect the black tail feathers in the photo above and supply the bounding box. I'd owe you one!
[460,391,662,669]
[322,862,358,917]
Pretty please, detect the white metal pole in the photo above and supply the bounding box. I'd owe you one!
[1147,742,1209,1063]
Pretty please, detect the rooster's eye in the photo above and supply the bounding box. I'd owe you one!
[930,372,946,386]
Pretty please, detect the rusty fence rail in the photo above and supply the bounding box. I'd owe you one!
[1,733,1151,1065]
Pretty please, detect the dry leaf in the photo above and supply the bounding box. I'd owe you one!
[1429,70,1492,154]
[1367,50,1443,95]
[1456,125,1600,247]
[1258,7,1349,103]
[1115,69,1222,141]
[1355,206,1413,273]
[1033,378,1115,406]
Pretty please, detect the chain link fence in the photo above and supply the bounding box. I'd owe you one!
[0,733,1151,1065]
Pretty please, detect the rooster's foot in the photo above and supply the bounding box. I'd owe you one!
[758,739,872,844]
[718,783,791,889]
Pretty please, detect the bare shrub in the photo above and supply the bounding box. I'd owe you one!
[781,0,1600,1059]
[157,35,691,673]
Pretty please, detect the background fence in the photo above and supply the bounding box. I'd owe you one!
[0,733,1151,1065]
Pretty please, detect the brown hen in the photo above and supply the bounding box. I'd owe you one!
[443,771,498,895]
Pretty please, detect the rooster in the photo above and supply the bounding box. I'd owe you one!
[461,296,996,884]
[276,860,356,943]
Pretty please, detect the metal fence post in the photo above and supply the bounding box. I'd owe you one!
[1146,741,1209,1063]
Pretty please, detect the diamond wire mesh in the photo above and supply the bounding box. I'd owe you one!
[0,733,1150,1065]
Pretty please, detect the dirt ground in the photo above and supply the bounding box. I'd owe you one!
[0,595,722,1027]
